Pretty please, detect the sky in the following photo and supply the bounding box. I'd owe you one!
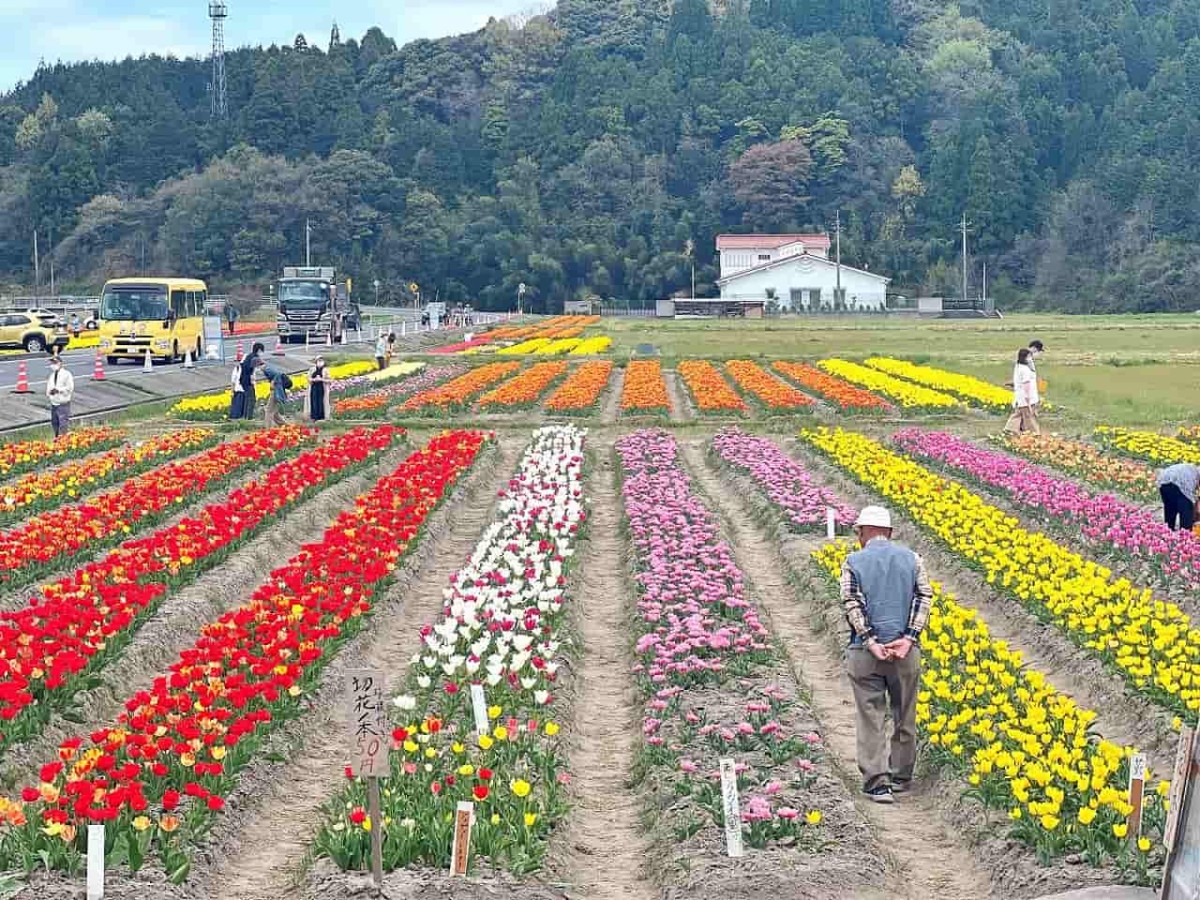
[0,0,538,92]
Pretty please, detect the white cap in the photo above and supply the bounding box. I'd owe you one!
[854,506,892,530]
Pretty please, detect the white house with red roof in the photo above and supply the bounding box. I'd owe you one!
[715,233,889,311]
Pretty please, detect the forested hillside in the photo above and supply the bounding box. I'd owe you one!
[2,0,1200,312]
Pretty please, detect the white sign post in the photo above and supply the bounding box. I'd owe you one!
[719,758,744,858]
[450,801,475,876]
[469,683,489,736]
[86,823,104,900]
[826,507,837,540]
[347,669,387,889]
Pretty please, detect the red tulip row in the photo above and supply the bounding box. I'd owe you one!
[0,430,488,878]
[0,425,405,754]
[0,426,315,590]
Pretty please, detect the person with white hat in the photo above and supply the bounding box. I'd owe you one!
[840,505,933,803]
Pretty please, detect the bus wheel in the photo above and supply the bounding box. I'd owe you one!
[195,338,202,360]
[107,356,119,366]
[172,341,179,363]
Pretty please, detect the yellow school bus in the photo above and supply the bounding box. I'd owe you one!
[98,277,207,364]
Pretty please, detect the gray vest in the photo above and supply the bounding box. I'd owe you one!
[846,539,918,645]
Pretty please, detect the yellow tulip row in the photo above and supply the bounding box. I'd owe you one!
[817,359,960,410]
[801,427,1200,720]
[169,360,389,416]
[1095,426,1200,466]
[814,540,1164,864]
[864,357,1012,410]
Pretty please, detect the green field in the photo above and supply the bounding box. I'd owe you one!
[599,313,1200,428]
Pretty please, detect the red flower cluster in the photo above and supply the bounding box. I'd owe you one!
[0,426,314,589]
[7,431,487,873]
[0,426,403,752]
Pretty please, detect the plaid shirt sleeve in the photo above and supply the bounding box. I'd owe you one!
[839,557,876,644]
[906,553,933,640]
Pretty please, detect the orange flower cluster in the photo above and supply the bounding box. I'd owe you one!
[725,360,814,410]
[0,427,125,480]
[488,316,599,342]
[545,361,613,413]
[772,361,890,411]
[400,362,521,412]
[677,360,747,414]
[994,431,1158,503]
[478,361,569,409]
[620,360,670,414]
[334,394,390,416]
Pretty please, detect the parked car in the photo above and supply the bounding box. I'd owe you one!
[0,311,70,353]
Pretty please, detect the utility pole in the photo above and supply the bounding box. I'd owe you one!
[834,210,843,306]
[685,238,695,298]
[32,230,40,299]
[982,261,989,312]
[305,218,312,267]
[960,213,969,308]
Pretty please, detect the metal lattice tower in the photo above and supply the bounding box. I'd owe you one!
[209,1,228,119]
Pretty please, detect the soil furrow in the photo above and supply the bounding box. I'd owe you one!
[0,444,411,789]
[677,438,995,900]
[601,365,625,425]
[555,445,655,900]
[662,369,689,423]
[194,438,520,900]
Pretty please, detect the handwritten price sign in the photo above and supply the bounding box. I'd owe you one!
[346,669,388,778]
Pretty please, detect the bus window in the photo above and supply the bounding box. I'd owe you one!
[197,290,207,314]
[185,291,197,317]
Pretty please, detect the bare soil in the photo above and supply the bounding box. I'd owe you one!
[661,370,690,424]
[601,366,625,425]
[678,438,995,900]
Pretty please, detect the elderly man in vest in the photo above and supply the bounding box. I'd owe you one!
[840,505,933,803]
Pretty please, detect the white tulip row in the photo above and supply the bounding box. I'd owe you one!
[403,424,588,714]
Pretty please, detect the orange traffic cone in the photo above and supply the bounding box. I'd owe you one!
[11,360,30,394]
[236,341,245,363]
[92,352,105,381]
[272,337,285,356]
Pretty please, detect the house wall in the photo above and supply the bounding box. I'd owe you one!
[719,258,887,310]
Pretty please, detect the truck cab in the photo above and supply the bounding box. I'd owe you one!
[275,266,360,343]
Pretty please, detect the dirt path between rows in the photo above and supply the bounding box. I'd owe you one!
[662,369,689,424]
[678,439,996,900]
[555,446,655,900]
[196,438,519,900]
[0,445,409,788]
[601,365,625,425]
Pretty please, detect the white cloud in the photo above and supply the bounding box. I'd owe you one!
[42,15,207,66]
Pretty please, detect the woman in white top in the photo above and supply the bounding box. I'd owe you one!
[1004,348,1041,434]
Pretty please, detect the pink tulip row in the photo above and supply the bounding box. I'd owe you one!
[711,428,856,531]
[616,429,832,855]
[893,428,1200,596]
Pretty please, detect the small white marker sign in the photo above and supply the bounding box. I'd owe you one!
[470,683,489,736]
[1128,752,1148,837]
[719,758,744,858]
[346,669,388,778]
[87,823,104,900]
[450,801,475,876]
[826,506,837,539]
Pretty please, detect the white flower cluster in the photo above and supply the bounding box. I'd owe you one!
[411,425,587,708]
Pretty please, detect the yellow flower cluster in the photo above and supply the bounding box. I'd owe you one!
[498,338,552,355]
[170,360,379,416]
[864,357,1012,410]
[817,359,960,410]
[534,338,581,354]
[569,336,612,354]
[814,540,1161,860]
[802,427,1200,718]
[1095,426,1200,466]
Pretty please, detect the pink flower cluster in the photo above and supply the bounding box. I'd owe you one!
[712,428,856,531]
[617,429,772,701]
[893,429,1200,593]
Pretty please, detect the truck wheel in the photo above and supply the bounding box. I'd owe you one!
[172,341,180,362]
[107,356,119,366]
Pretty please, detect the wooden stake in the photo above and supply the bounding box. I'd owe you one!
[1128,752,1147,838]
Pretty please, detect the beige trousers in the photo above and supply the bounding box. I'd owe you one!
[1004,404,1040,434]
[846,645,922,792]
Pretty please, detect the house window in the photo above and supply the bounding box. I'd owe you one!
[757,254,771,262]
[789,288,803,310]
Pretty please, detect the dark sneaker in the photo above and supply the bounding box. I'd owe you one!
[864,786,894,804]
[891,780,913,795]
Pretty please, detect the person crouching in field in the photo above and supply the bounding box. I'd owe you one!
[1157,462,1200,531]
[1004,348,1041,434]
[841,506,932,803]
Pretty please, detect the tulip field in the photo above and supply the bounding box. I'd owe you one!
[4,313,1200,900]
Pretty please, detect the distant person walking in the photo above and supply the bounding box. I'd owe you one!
[305,356,329,422]
[1004,348,1041,434]
[225,303,239,334]
[841,506,932,803]
[374,332,388,371]
[68,313,82,339]
[1158,463,1200,532]
[262,365,291,427]
[46,356,75,438]
[385,331,396,369]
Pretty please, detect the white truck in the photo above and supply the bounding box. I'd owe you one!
[274,266,361,343]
